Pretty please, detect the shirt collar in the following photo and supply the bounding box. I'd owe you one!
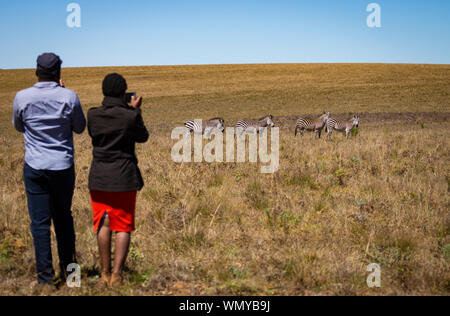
[34,81,60,89]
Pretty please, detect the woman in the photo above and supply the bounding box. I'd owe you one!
[87,73,149,287]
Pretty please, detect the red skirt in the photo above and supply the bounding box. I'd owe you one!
[90,190,137,232]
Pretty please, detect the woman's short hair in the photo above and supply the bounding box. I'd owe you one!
[102,73,128,97]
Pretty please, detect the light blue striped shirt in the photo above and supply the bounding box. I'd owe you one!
[12,82,86,171]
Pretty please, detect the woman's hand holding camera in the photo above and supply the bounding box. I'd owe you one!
[129,95,143,109]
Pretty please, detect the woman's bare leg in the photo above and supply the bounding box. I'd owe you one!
[112,232,131,274]
[97,215,112,273]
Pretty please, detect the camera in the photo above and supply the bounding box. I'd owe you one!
[125,92,136,104]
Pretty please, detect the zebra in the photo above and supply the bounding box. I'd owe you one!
[294,112,330,138]
[184,118,225,136]
[236,115,275,134]
[326,115,360,139]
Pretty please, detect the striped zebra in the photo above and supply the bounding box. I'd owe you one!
[236,115,275,134]
[184,118,225,136]
[294,112,330,138]
[326,115,360,139]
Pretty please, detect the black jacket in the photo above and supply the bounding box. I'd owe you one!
[87,97,149,192]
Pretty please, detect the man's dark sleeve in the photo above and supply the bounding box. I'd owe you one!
[134,109,149,143]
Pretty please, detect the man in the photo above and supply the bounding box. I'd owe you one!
[12,53,86,286]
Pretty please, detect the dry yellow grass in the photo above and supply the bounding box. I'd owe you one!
[0,64,449,296]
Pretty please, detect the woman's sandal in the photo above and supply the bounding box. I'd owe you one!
[110,273,123,287]
[97,272,111,288]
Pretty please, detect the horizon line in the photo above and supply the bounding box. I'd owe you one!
[1,61,449,71]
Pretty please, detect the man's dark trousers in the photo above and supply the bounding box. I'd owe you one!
[23,163,77,284]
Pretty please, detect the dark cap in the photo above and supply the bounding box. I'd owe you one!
[102,73,128,98]
[37,53,63,71]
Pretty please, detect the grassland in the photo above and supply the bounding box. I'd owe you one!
[0,63,449,296]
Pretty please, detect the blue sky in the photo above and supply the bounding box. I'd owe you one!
[0,0,449,69]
